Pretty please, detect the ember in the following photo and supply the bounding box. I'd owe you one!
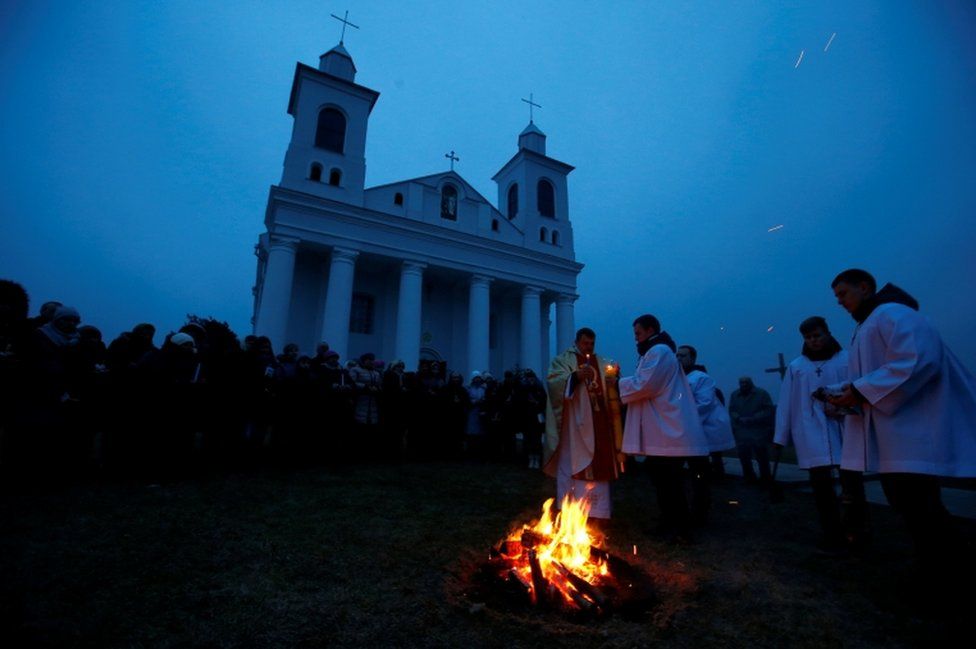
[481,496,656,617]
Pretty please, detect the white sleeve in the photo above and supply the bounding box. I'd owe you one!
[619,347,670,405]
[852,308,943,414]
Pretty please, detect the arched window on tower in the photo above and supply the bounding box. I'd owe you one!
[540,226,548,242]
[441,184,458,220]
[315,107,346,153]
[537,179,555,217]
[328,168,342,186]
[507,184,518,219]
[309,163,323,182]
[551,230,559,245]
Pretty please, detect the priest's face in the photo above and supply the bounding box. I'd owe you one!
[675,346,694,371]
[576,335,595,355]
[833,281,873,314]
[803,327,829,352]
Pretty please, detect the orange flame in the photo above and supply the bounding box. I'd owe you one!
[503,496,609,604]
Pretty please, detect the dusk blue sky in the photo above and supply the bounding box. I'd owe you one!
[2,1,974,398]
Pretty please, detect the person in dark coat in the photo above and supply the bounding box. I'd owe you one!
[728,377,775,485]
[21,306,83,477]
[0,280,30,474]
[441,372,471,460]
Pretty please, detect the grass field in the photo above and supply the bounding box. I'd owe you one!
[0,462,969,648]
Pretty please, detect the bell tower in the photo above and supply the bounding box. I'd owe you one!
[278,25,379,206]
[492,96,575,257]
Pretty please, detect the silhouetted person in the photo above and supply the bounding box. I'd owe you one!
[728,377,774,485]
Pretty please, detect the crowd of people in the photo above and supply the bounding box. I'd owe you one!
[0,279,551,480]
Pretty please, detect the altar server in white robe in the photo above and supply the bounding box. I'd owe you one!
[676,344,735,524]
[828,269,976,576]
[774,316,865,553]
[619,314,710,539]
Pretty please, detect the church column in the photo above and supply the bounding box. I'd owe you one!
[520,286,543,376]
[467,274,492,377]
[320,247,359,362]
[555,294,577,354]
[254,235,299,353]
[394,261,426,371]
[540,297,552,373]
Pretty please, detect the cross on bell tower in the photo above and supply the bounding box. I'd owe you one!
[330,9,359,44]
[521,93,542,123]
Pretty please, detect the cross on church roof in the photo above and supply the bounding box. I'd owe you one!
[330,10,359,44]
[521,93,542,122]
[444,150,460,171]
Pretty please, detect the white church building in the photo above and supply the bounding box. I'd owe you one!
[251,41,582,378]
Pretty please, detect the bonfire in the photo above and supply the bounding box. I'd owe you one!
[483,496,655,617]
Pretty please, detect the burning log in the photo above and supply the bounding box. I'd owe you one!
[499,539,523,558]
[527,549,550,608]
[550,576,596,613]
[520,529,550,549]
[554,561,610,610]
[506,568,533,605]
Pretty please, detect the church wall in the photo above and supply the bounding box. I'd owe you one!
[450,282,469,377]
[420,278,457,371]
[491,292,522,375]
[270,195,580,296]
[363,183,411,218]
[285,251,325,355]
[347,267,397,363]
[376,272,400,367]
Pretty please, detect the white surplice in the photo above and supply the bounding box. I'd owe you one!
[619,344,710,456]
[686,369,736,453]
[840,303,976,477]
[774,351,848,469]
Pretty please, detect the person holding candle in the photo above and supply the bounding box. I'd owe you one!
[542,327,624,522]
[619,314,710,542]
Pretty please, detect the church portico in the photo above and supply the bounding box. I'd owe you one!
[253,37,582,377]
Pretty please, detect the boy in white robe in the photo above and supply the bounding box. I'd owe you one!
[676,345,735,524]
[619,314,710,540]
[828,269,976,577]
[774,316,865,553]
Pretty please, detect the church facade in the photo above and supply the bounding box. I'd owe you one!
[251,42,582,378]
